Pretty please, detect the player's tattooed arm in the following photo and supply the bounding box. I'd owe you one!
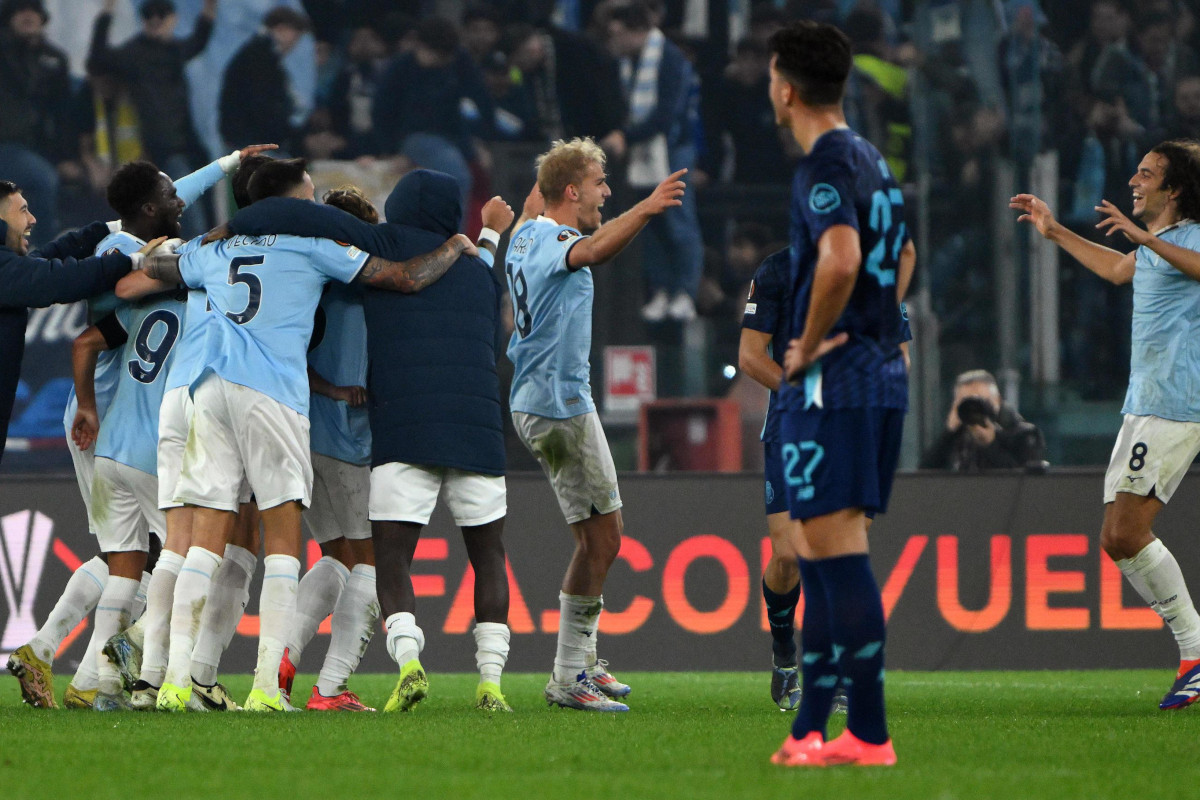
[355,234,476,293]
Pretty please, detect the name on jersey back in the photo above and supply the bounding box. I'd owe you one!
[229,234,279,248]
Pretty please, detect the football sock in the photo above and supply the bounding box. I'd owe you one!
[316,563,378,696]
[125,615,145,650]
[252,554,300,695]
[474,621,511,686]
[385,611,424,666]
[94,576,139,696]
[763,577,801,667]
[190,544,256,685]
[792,558,837,741]
[554,592,602,683]
[131,571,151,622]
[29,555,108,664]
[163,546,221,689]
[139,549,183,687]
[289,555,350,666]
[1116,538,1200,659]
[821,554,889,746]
[70,628,103,692]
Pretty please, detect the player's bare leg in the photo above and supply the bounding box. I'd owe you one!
[546,509,629,712]
[374,520,428,711]
[764,512,802,710]
[464,518,511,711]
[1102,493,1200,709]
[242,501,301,711]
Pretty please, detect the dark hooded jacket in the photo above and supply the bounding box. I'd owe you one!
[0,220,132,463]
[225,171,505,475]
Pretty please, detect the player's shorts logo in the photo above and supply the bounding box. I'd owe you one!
[765,480,775,505]
[809,183,842,214]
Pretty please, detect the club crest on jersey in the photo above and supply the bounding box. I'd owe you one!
[557,230,573,241]
[809,183,841,214]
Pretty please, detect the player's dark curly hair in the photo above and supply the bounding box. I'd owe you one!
[231,153,273,209]
[768,21,852,107]
[247,157,308,203]
[1151,140,1200,223]
[0,180,21,206]
[106,161,163,220]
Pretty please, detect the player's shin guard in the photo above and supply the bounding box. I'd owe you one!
[94,576,139,696]
[474,622,511,686]
[821,554,889,746]
[763,578,801,666]
[163,546,222,689]
[252,554,300,695]
[1117,538,1200,659]
[29,555,109,664]
[315,564,378,696]
[289,555,350,667]
[139,549,183,687]
[792,558,837,740]
[190,544,256,685]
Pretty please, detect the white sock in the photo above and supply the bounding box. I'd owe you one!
[252,554,300,695]
[163,546,221,688]
[126,615,145,650]
[553,593,603,683]
[385,611,424,667]
[70,627,104,692]
[139,549,183,687]
[289,555,350,667]
[94,576,139,695]
[474,621,511,686]
[1117,538,1200,659]
[29,555,108,664]
[190,544,256,686]
[130,571,151,621]
[316,563,378,696]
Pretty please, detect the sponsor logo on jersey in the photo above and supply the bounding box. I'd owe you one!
[346,246,362,259]
[809,183,842,214]
[744,302,757,315]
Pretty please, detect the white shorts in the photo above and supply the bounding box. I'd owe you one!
[512,410,622,524]
[92,457,165,553]
[305,452,371,542]
[157,386,192,510]
[174,375,312,512]
[66,428,98,533]
[1103,414,1200,504]
[369,462,506,527]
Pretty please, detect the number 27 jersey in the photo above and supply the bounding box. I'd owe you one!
[780,128,909,412]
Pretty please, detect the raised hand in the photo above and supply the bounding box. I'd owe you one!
[1010,193,1059,239]
[1094,199,1151,245]
[643,168,687,215]
[238,143,279,160]
[481,196,515,233]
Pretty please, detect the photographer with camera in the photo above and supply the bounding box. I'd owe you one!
[919,370,1045,471]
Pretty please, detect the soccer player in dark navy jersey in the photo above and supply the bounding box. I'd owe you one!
[765,21,915,768]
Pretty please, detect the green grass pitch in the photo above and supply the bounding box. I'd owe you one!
[1,670,1195,799]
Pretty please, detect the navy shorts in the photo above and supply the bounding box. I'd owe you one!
[762,441,790,515]
[777,406,905,522]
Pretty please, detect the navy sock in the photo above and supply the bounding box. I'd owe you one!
[762,577,800,667]
[819,553,889,745]
[791,558,837,740]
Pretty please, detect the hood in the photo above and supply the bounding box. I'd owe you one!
[384,169,462,237]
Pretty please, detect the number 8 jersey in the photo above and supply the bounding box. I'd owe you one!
[779,129,910,412]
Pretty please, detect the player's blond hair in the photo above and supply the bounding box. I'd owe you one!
[536,137,606,204]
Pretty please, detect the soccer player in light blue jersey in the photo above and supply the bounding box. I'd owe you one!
[121,157,475,712]
[1014,140,1200,711]
[505,137,685,712]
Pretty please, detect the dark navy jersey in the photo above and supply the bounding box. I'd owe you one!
[741,248,791,443]
[779,128,909,411]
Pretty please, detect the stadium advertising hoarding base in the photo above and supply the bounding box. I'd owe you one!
[0,472,1191,673]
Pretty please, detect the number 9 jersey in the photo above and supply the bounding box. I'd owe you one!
[779,129,909,413]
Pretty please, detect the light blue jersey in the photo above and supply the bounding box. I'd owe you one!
[179,234,368,417]
[505,216,595,419]
[165,237,213,392]
[95,292,185,475]
[309,282,371,465]
[1125,221,1200,422]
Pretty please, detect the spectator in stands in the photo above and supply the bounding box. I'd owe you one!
[309,21,390,159]
[89,0,214,235]
[1156,74,1200,140]
[461,3,503,66]
[0,0,73,246]
[919,370,1046,471]
[699,38,789,185]
[998,0,1066,167]
[372,16,495,204]
[843,4,912,183]
[220,7,310,156]
[1131,10,1199,130]
[504,22,626,149]
[67,56,144,222]
[482,49,539,141]
[606,1,703,323]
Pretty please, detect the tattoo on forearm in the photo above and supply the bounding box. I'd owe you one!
[357,240,460,293]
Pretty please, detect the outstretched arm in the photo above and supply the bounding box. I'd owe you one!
[566,169,686,269]
[354,234,476,293]
[1011,193,1134,284]
[1094,199,1200,281]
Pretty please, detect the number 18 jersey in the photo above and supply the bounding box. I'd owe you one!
[779,128,909,412]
